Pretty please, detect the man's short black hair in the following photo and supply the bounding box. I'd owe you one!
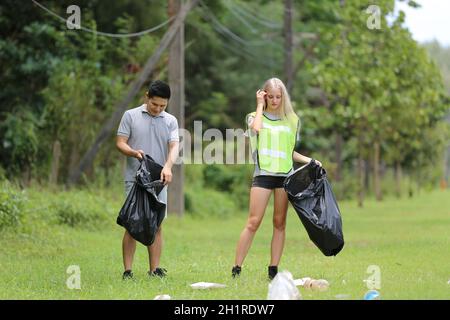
[147,80,171,99]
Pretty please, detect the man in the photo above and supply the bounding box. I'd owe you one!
[116,80,179,279]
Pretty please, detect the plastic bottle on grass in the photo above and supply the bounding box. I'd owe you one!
[363,290,381,300]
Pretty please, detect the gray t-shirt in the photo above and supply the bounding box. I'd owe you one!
[117,104,179,182]
[247,112,301,177]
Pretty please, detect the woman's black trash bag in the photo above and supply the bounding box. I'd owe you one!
[117,155,166,246]
[283,160,344,256]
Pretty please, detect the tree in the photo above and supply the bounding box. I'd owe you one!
[310,0,449,205]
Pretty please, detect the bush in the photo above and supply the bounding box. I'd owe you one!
[203,165,234,191]
[50,190,111,229]
[0,181,27,231]
[0,111,40,179]
[185,164,205,188]
[0,166,6,181]
[185,187,239,218]
[202,164,253,209]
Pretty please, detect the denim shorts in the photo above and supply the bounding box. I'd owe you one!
[251,175,286,189]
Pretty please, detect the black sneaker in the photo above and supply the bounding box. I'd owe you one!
[231,265,241,278]
[149,267,167,278]
[268,266,278,280]
[122,270,133,280]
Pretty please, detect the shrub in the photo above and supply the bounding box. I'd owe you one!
[202,164,253,209]
[50,190,111,229]
[0,181,27,231]
[185,164,205,188]
[184,187,239,218]
[203,165,235,191]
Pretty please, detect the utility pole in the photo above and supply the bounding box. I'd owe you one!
[167,0,185,216]
[68,0,198,186]
[283,0,294,92]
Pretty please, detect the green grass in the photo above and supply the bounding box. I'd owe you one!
[0,187,449,300]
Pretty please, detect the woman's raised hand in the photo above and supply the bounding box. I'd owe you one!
[256,89,267,107]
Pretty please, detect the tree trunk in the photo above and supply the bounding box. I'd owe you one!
[102,147,111,187]
[364,158,370,194]
[167,0,185,217]
[69,140,80,183]
[21,167,31,188]
[395,161,402,198]
[335,131,343,182]
[283,0,294,92]
[49,140,61,186]
[357,132,364,208]
[416,169,422,195]
[373,140,382,201]
[442,144,450,189]
[67,0,199,186]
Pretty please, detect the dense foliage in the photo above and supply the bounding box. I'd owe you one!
[0,0,448,205]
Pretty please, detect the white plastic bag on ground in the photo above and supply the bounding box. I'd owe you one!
[190,282,227,289]
[293,277,311,286]
[335,294,350,299]
[267,271,302,300]
[153,294,171,300]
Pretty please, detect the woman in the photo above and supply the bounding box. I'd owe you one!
[232,77,322,280]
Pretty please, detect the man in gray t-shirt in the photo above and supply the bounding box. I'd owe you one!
[116,80,179,280]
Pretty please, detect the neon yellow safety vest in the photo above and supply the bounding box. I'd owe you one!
[247,112,296,174]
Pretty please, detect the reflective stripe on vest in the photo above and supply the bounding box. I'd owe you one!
[259,148,287,159]
[251,114,295,174]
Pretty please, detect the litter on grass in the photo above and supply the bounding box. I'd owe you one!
[267,271,302,300]
[153,294,171,300]
[190,282,227,289]
[294,277,329,291]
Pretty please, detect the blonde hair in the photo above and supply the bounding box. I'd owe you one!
[263,77,299,129]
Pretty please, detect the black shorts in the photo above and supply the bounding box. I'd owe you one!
[251,175,286,189]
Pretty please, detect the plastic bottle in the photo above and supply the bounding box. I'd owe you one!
[363,290,381,300]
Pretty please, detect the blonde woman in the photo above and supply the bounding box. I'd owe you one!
[232,78,322,279]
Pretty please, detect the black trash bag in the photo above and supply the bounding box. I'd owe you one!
[283,160,344,256]
[117,155,166,246]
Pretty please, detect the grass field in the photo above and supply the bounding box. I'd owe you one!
[0,187,449,300]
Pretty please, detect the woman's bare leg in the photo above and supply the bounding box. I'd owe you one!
[270,188,289,266]
[234,187,272,266]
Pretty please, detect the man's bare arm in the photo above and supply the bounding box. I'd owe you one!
[116,136,144,160]
[160,141,180,184]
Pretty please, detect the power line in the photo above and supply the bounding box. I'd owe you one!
[222,1,258,34]
[186,20,276,69]
[195,2,281,68]
[231,0,282,29]
[198,16,273,64]
[199,1,254,47]
[198,0,282,50]
[31,0,174,38]
[224,3,283,50]
[192,20,265,64]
